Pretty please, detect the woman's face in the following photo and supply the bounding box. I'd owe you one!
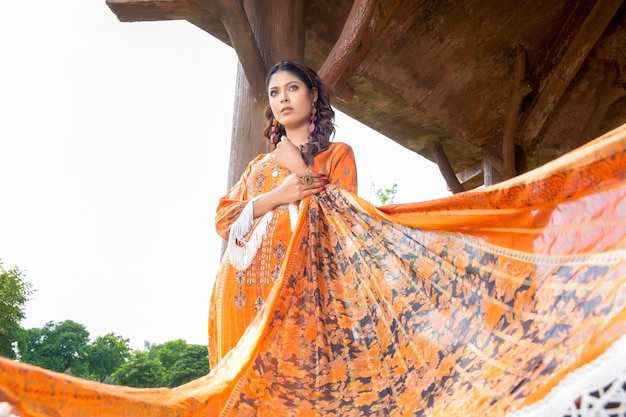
[268,70,317,130]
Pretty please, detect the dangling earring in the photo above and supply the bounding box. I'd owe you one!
[270,118,280,145]
[308,103,317,134]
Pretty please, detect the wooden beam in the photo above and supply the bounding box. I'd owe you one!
[318,0,375,88]
[225,0,305,188]
[196,0,267,100]
[318,0,402,100]
[502,46,532,180]
[581,61,626,142]
[456,160,483,184]
[106,0,232,53]
[106,0,210,21]
[520,0,623,148]
[427,136,465,194]
[483,153,503,187]
[107,0,267,99]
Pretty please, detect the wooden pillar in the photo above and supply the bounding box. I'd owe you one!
[502,46,531,180]
[426,136,464,194]
[483,140,504,187]
[226,0,305,188]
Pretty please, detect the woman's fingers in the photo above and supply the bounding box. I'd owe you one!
[277,173,328,203]
[299,173,326,186]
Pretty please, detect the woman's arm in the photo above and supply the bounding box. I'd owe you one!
[216,151,326,239]
[252,138,326,218]
[251,173,326,218]
[214,156,262,240]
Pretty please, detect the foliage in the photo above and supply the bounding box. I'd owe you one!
[155,339,188,370]
[166,344,209,387]
[0,260,35,359]
[17,317,208,387]
[372,182,398,205]
[111,351,165,388]
[110,339,209,388]
[84,333,131,382]
[143,340,161,359]
[156,340,209,387]
[20,320,90,374]
[0,259,207,386]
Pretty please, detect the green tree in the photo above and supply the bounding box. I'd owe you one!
[371,181,398,205]
[84,333,131,382]
[111,351,164,388]
[143,340,160,359]
[155,339,210,387]
[155,339,187,371]
[0,260,35,359]
[166,344,209,387]
[20,320,90,374]
[110,340,209,388]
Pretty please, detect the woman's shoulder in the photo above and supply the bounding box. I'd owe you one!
[312,142,356,172]
[240,152,275,177]
[326,141,354,154]
[248,152,273,166]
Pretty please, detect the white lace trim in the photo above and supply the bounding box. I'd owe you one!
[506,334,626,417]
[288,202,299,231]
[227,198,300,271]
[0,402,19,417]
[227,197,271,271]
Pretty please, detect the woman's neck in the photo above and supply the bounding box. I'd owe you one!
[285,125,310,147]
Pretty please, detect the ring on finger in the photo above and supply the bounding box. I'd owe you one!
[301,175,313,186]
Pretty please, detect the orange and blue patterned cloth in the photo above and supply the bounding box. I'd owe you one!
[1,124,625,416]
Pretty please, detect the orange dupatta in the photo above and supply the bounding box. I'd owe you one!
[1,124,625,416]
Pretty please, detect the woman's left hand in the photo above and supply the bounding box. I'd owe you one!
[274,136,308,174]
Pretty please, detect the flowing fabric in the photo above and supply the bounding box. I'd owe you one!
[1,124,626,417]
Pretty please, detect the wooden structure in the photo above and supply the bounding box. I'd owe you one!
[106,0,626,192]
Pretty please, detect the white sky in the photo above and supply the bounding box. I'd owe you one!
[0,1,449,350]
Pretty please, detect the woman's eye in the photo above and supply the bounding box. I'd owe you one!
[289,85,298,91]
[269,90,278,97]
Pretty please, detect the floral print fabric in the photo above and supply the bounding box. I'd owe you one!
[0,125,625,417]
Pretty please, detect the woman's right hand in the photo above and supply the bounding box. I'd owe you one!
[251,172,328,219]
[273,172,327,205]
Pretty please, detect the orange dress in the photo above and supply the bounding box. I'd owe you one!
[0,126,625,417]
[208,142,358,366]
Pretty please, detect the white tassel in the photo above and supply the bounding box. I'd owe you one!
[0,402,19,417]
[288,202,299,232]
[227,197,272,271]
[227,199,301,271]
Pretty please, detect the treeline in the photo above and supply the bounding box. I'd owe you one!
[21,320,209,387]
[0,260,209,388]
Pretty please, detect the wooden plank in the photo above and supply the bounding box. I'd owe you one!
[318,0,402,101]
[225,0,306,188]
[106,0,210,21]
[521,0,623,148]
[197,0,267,100]
[502,46,531,180]
[428,137,465,194]
[581,61,626,142]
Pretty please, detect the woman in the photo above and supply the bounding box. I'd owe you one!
[208,60,358,366]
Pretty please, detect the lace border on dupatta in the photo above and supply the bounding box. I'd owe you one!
[0,402,19,417]
[506,334,626,417]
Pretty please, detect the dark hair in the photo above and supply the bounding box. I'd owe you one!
[263,60,335,166]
